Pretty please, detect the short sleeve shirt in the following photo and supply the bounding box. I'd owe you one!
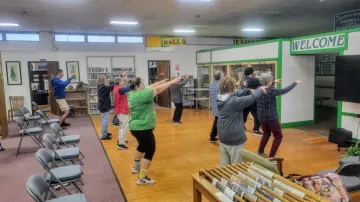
[128,88,156,130]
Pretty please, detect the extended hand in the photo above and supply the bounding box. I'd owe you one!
[295,80,303,84]
[172,76,182,83]
[69,73,75,78]
[162,79,169,83]
[274,79,282,83]
[259,86,267,94]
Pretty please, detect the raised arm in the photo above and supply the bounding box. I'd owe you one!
[55,78,72,88]
[119,86,131,95]
[153,77,182,97]
[104,85,115,94]
[234,89,263,111]
[234,88,251,97]
[148,80,167,89]
[271,82,298,96]
[171,78,189,89]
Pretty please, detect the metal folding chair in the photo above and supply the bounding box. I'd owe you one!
[14,117,44,156]
[42,133,83,166]
[50,123,85,158]
[26,174,87,202]
[35,110,60,132]
[35,148,84,194]
[32,101,51,113]
[20,107,42,127]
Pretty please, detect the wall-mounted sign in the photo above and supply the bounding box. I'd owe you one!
[291,34,346,53]
[233,39,265,45]
[162,37,186,47]
[334,9,360,31]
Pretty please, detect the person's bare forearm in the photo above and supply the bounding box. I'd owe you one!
[153,81,176,97]
[148,80,165,89]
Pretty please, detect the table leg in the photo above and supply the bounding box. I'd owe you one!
[193,182,202,202]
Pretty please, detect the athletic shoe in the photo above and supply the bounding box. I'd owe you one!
[112,123,119,127]
[101,136,112,140]
[61,122,70,127]
[209,137,218,143]
[257,152,268,158]
[172,121,182,124]
[253,130,263,136]
[117,144,128,150]
[137,176,156,186]
[107,133,112,137]
[117,140,128,144]
[132,167,140,174]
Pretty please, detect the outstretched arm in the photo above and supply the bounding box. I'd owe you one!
[148,80,167,89]
[153,77,182,97]
[119,86,131,95]
[56,78,72,88]
[234,89,263,111]
[171,78,189,89]
[272,82,298,96]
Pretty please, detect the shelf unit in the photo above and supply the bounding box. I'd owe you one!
[86,56,135,114]
[65,89,88,115]
[181,77,196,108]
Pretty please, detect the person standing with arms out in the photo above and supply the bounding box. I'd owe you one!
[97,75,114,140]
[170,73,189,124]
[243,67,262,135]
[114,73,131,150]
[217,76,266,166]
[257,72,302,157]
[128,76,181,185]
[51,69,74,127]
[209,70,224,143]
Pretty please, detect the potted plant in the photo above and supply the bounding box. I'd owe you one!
[344,140,360,157]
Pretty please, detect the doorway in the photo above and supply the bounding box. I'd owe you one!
[28,61,60,116]
[148,60,171,108]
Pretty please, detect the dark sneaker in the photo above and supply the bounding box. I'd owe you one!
[0,145,5,152]
[61,122,70,127]
[112,123,119,127]
[209,137,218,143]
[101,136,112,140]
[117,144,128,150]
[107,133,112,137]
[137,176,155,186]
[253,130,263,136]
[132,166,140,174]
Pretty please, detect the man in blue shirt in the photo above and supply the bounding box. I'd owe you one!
[209,70,224,143]
[51,69,74,126]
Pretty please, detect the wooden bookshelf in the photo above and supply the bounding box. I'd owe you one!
[65,89,88,115]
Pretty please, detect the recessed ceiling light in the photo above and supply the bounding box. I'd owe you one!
[0,23,19,27]
[242,28,264,32]
[110,21,138,25]
[173,29,195,33]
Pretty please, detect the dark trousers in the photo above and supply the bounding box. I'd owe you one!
[173,103,183,122]
[210,116,218,139]
[243,103,260,131]
[258,121,283,157]
[112,115,119,125]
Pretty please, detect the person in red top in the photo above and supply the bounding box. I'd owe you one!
[114,73,131,150]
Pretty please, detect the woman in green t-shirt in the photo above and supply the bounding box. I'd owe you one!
[128,76,181,186]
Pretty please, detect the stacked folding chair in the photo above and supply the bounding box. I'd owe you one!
[14,117,44,156]
[19,107,42,127]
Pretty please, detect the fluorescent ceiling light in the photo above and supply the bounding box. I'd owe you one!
[189,25,209,28]
[0,23,19,27]
[110,21,138,25]
[242,28,264,32]
[173,29,195,33]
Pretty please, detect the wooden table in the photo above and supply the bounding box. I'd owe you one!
[192,173,224,202]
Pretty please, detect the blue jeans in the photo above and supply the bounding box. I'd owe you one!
[101,112,110,137]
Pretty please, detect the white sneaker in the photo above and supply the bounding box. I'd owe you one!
[137,176,156,186]
[132,167,140,174]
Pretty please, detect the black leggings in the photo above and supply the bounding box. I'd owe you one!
[131,129,156,161]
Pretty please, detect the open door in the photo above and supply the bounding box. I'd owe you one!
[156,61,170,108]
[0,52,8,139]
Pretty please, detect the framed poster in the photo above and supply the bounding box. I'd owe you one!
[315,63,321,75]
[66,61,80,83]
[6,61,22,85]
[320,63,334,75]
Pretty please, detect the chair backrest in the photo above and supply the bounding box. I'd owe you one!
[50,123,65,136]
[336,162,360,177]
[32,102,39,110]
[26,174,49,202]
[14,117,26,129]
[35,148,54,170]
[9,96,24,111]
[42,133,58,150]
[239,149,281,175]
[35,110,48,120]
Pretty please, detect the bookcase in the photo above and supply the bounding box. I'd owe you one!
[86,56,135,115]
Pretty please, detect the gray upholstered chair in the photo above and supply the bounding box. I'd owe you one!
[20,107,42,127]
[14,117,44,156]
[50,123,84,158]
[35,110,60,131]
[35,148,84,194]
[339,156,360,165]
[32,101,51,113]
[42,134,83,166]
[26,174,87,202]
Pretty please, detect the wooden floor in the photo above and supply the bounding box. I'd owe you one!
[91,108,347,202]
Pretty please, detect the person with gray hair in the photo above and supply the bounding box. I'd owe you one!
[170,73,189,124]
[209,70,224,143]
[256,72,302,158]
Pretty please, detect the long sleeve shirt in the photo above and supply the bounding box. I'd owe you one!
[210,80,219,116]
[51,77,72,99]
[257,82,297,123]
[114,84,131,115]
[97,84,114,113]
[170,79,188,104]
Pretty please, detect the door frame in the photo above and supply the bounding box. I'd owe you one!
[147,60,171,107]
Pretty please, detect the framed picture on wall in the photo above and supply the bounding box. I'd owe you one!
[66,61,80,83]
[6,61,22,85]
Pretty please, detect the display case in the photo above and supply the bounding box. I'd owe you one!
[197,65,210,88]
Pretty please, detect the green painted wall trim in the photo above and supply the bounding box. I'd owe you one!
[290,49,344,55]
[277,39,283,122]
[281,120,315,128]
[196,57,279,65]
[337,101,342,128]
[342,112,358,117]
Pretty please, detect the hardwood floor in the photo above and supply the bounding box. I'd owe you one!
[91,108,347,202]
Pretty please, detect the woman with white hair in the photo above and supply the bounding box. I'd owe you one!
[256,72,302,157]
[169,73,189,124]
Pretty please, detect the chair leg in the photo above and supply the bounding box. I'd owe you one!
[79,151,85,158]
[77,158,84,165]
[79,179,84,185]
[70,160,76,165]
[72,181,83,193]
[16,135,24,157]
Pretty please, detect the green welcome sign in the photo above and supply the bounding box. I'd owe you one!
[291,33,347,54]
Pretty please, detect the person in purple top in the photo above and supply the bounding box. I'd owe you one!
[256,72,303,158]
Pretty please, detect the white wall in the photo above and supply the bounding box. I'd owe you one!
[341,31,360,138]
[281,41,315,124]
[211,42,279,62]
[1,44,218,112]
[197,51,211,64]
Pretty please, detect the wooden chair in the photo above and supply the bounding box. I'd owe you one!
[8,96,24,122]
